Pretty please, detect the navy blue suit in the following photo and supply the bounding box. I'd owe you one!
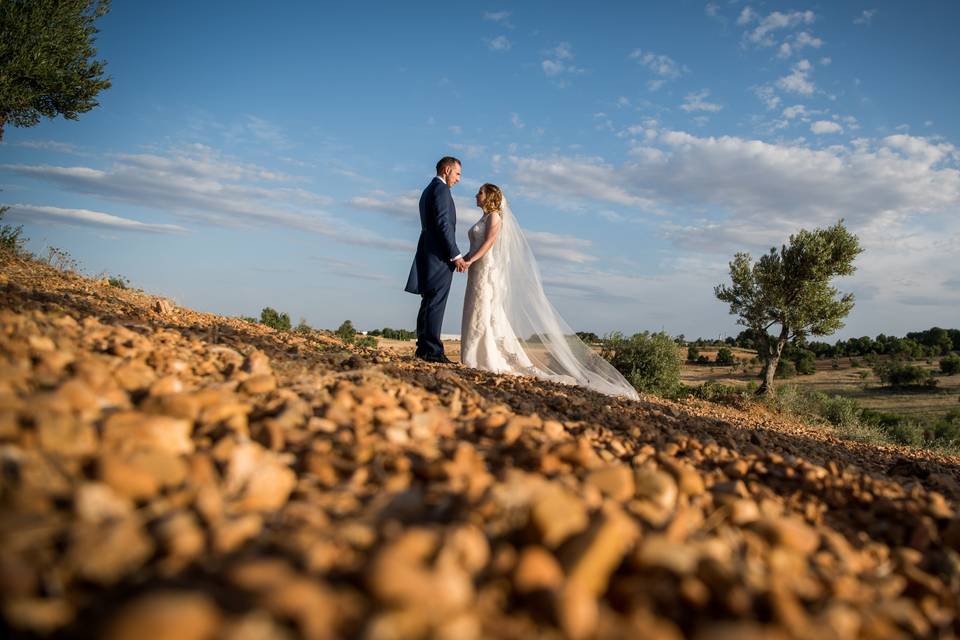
[405,177,460,358]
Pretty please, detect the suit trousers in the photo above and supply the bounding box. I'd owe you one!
[416,278,452,358]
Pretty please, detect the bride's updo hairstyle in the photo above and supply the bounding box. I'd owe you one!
[479,183,504,214]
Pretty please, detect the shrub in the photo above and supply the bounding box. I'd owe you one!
[353,335,378,349]
[940,354,960,375]
[775,359,796,379]
[687,345,700,362]
[0,206,27,255]
[260,307,291,331]
[715,347,735,366]
[335,320,357,342]
[849,359,861,368]
[601,331,681,397]
[874,362,937,388]
[690,381,748,405]
[295,318,312,334]
[794,350,816,375]
[108,275,129,289]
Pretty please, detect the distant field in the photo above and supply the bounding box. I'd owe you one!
[682,354,960,419]
[378,337,960,418]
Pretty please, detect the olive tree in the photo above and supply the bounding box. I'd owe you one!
[0,0,111,141]
[715,221,862,395]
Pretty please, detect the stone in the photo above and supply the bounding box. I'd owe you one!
[37,414,98,457]
[2,598,75,634]
[555,580,598,640]
[514,546,564,593]
[531,483,589,548]
[104,591,221,640]
[102,411,194,455]
[224,442,296,512]
[212,514,263,553]
[240,374,277,395]
[154,299,174,315]
[74,482,133,522]
[68,517,155,585]
[564,506,639,596]
[636,535,699,575]
[754,516,821,555]
[585,464,635,502]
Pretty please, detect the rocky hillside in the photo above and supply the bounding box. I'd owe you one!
[1,254,958,639]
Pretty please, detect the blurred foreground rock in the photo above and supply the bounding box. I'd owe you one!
[1,254,958,639]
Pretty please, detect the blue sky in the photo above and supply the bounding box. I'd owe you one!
[2,1,959,339]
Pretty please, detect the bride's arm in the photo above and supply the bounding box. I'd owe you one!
[465,213,502,265]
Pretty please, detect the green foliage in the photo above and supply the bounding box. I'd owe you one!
[687,345,700,362]
[371,327,416,341]
[775,359,796,379]
[715,220,862,393]
[0,205,28,255]
[715,347,735,366]
[0,0,112,140]
[240,316,257,323]
[107,274,129,289]
[294,318,312,334]
[335,320,357,341]
[793,349,816,375]
[940,354,960,375]
[689,381,749,405]
[601,331,681,397]
[873,361,938,388]
[259,307,291,331]
[353,335,378,349]
[576,331,600,344]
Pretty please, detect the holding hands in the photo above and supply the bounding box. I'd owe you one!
[454,257,469,273]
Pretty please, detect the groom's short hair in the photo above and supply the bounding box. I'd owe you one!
[436,156,461,174]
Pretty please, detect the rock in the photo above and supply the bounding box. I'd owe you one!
[2,597,75,634]
[37,413,98,457]
[555,580,598,640]
[154,299,174,315]
[261,577,339,640]
[104,591,221,640]
[224,442,296,512]
[68,517,155,585]
[240,374,277,395]
[531,483,589,548]
[585,464,635,502]
[241,350,273,376]
[636,535,699,575]
[514,546,564,593]
[212,514,263,553]
[754,516,820,555]
[563,506,639,596]
[74,482,133,522]
[101,411,194,455]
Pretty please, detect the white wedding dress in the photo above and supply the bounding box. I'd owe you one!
[460,199,639,400]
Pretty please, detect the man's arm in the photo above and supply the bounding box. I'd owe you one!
[433,186,461,261]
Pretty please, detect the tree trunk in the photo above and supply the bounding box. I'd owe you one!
[755,326,790,396]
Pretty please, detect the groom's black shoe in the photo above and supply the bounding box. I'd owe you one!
[417,353,454,364]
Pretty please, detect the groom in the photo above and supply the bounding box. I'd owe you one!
[405,156,468,363]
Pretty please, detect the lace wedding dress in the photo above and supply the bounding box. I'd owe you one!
[460,199,639,400]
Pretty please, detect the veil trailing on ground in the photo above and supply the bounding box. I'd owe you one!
[488,198,640,400]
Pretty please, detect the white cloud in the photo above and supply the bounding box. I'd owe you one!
[483,10,511,23]
[628,50,686,90]
[243,116,292,149]
[742,9,816,48]
[737,7,757,25]
[810,120,842,134]
[778,31,823,58]
[1,145,410,251]
[782,105,807,120]
[347,191,419,221]
[487,35,511,52]
[680,89,722,113]
[777,59,815,95]
[524,231,597,264]
[820,57,832,66]
[511,113,525,129]
[541,42,585,85]
[753,85,781,110]
[3,203,188,234]
[13,140,80,154]
[705,3,721,19]
[854,9,876,25]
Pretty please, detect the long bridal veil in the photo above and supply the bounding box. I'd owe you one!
[490,198,639,400]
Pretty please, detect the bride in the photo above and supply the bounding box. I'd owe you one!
[459,183,639,400]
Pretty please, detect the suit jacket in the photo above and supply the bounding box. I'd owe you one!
[405,177,460,295]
